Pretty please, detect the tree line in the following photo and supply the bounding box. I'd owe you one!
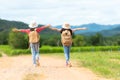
[0,30,120,49]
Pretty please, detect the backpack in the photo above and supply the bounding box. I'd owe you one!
[28,29,40,43]
[61,28,72,46]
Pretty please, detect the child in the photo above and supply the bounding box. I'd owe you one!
[12,21,50,67]
[49,23,87,67]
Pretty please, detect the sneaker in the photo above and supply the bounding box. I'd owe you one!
[66,62,72,67]
[33,64,37,67]
[36,59,40,66]
[66,62,68,67]
[68,62,72,67]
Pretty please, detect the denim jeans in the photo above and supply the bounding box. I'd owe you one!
[63,45,71,64]
[30,42,39,64]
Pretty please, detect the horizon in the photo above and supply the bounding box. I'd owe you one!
[1,18,120,27]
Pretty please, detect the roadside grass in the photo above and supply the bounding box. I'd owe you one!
[23,73,45,80]
[71,51,120,80]
[0,45,30,56]
[42,51,120,80]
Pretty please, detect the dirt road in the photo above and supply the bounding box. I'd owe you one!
[0,54,111,80]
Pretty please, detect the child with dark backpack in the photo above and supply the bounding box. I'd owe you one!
[12,21,50,67]
[49,23,87,67]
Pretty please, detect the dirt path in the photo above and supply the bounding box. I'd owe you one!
[0,54,111,80]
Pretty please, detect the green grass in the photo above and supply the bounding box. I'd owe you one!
[70,51,120,80]
[0,45,30,56]
[0,45,120,80]
[42,51,120,80]
[0,45,120,56]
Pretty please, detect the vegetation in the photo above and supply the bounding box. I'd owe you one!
[0,45,120,56]
[1,18,120,80]
[0,45,120,80]
[43,51,120,80]
[0,18,120,48]
[70,52,120,80]
[0,53,2,57]
[9,31,28,49]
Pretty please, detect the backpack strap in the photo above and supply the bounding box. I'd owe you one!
[60,28,72,35]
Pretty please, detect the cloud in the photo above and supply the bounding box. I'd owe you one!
[0,0,120,25]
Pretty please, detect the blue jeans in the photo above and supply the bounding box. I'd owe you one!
[30,42,39,64]
[63,46,71,64]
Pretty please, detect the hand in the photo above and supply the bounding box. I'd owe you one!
[45,24,51,28]
[12,28,19,32]
[82,27,87,30]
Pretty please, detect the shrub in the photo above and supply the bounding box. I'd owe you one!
[0,53,2,57]
[8,31,28,49]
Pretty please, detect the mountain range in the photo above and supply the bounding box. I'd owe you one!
[0,18,120,36]
[54,23,120,36]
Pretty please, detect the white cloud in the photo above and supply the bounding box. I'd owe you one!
[0,0,120,25]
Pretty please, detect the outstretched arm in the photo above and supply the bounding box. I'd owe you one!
[49,26,61,32]
[12,28,21,32]
[36,24,51,32]
[72,27,87,32]
[12,28,29,34]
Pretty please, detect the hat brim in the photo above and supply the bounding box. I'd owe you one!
[29,24,38,28]
[62,25,70,29]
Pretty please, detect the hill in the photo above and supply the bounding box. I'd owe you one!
[0,18,120,37]
[54,23,120,36]
[0,19,28,32]
[100,25,120,36]
[0,19,58,34]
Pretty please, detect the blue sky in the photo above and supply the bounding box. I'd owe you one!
[0,0,120,26]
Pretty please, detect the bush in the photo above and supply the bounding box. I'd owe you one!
[0,53,2,57]
[8,31,28,49]
[1,45,120,56]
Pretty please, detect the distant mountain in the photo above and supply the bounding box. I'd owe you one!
[0,19,28,32]
[0,19,59,39]
[54,23,120,35]
[80,25,120,36]
[99,25,120,36]
[0,18,120,37]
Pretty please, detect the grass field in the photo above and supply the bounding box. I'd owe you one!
[0,45,120,80]
[42,51,120,80]
[70,51,120,80]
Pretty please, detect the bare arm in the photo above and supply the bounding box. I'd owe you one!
[12,28,21,32]
[72,27,87,32]
[49,27,61,32]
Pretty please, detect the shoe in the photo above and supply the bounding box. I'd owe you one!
[33,64,37,67]
[66,62,68,67]
[36,59,40,66]
[66,62,72,67]
[68,62,72,67]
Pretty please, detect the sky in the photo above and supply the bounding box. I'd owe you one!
[0,0,120,26]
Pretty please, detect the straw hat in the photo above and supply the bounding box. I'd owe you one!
[62,22,70,29]
[29,20,38,28]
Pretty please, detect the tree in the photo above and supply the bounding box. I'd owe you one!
[0,31,8,44]
[90,33,104,46]
[8,31,28,49]
[73,35,85,46]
